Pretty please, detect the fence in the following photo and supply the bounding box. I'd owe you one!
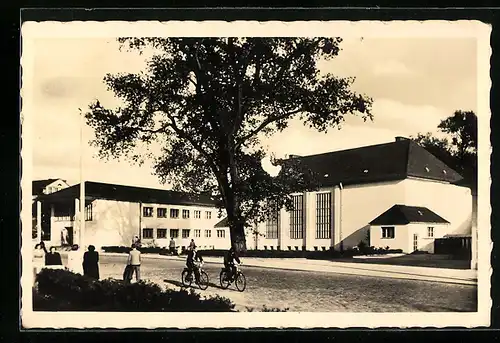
[434,236,472,259]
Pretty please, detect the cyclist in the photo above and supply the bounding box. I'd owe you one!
[186,245,203,284]
[223,246,241,281]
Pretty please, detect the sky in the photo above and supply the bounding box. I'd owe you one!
[28,36,478,189]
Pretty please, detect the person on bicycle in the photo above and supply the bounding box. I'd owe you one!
[186,245,203,283]
[224,246,241,280]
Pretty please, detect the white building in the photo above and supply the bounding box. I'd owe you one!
[368,204,451,253]
[34,181,229,251]
[248,137,473,254]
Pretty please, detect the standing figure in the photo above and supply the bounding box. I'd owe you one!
[125,243,141,283]
[67,244,84,274]
[83,245,100,279]
[40,242,63,266]
[169,237,176,255]
[189,239,196,250]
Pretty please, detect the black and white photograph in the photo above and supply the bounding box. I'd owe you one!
[20,20,491,328]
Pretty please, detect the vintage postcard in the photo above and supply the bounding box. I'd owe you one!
[20,19,491,328]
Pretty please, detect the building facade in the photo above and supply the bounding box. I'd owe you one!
[248,138,472,253]
[34,181,230,250]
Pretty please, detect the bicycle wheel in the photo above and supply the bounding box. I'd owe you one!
[219,270,230,289]
[198,271,209,290]
[235,272,246,292]
[181,269,192,287]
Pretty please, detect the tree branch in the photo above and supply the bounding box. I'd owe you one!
[235,107,304,148]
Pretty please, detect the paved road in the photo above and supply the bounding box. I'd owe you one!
[78,255,477,312]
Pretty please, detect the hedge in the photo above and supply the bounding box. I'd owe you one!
[33,268,235,312]
[101,246,403,259]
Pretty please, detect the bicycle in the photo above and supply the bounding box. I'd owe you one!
[219,263,246,292]
[181,262,209,290]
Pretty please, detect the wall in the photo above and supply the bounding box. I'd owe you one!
[78,199,140,249]
[138,202,229,250]
[403,178,472,236]
[341,180,406,250]
[370,225,409,252]
[407,223,451,254]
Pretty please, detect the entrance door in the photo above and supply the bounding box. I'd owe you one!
[66,227,74,246]
[413,233,419,252]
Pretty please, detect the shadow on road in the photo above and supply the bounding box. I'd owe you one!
[163,278,240,292]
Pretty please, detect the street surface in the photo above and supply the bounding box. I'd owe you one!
[46,254,477,312]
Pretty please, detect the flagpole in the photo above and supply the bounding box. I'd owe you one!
[79,108,86,250]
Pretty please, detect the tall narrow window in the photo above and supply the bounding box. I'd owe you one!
[315,193,331,239]
[182,209,190,219]
[170,209,179,219]
[85,203,93,221]
[289,194,304,239]
[266,202,280,239]
[143,207,153,217]
[427,226,434,238]
[157,208,167,218]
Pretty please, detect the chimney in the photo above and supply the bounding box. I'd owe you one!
[395,136,409,142]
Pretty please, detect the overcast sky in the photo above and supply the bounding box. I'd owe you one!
[29,36,477,189]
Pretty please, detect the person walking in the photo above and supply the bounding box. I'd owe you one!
[125,243,141,283]
[169,237,176,255]
[83,245,100,279]
[189,239,196,250]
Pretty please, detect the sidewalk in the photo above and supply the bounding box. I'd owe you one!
[97,252,477,286]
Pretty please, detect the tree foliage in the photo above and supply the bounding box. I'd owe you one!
[85,37,373,251]
[411,110,477,191]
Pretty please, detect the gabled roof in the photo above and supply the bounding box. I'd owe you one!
[32,179,63,195]
[214,217,229,228]
[369,204,450,226]
[38,181,219,207]
[283,139,463,187]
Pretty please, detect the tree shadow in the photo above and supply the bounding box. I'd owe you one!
[163,278,238,292]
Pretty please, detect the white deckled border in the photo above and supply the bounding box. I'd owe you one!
[20,19,492,329]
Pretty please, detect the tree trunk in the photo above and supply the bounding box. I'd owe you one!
[230,222,247,253]
[227,210,247,253]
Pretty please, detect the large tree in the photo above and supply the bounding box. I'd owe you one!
[411,110,477,190]
[85,37,373,252]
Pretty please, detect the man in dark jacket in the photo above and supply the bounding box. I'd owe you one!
[186,245,203,283]
[224,247,241,280]
[83,245,100,279]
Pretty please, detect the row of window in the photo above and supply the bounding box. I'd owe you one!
[381,226,434,239]
[266,194,437,241]
[53,204,93,222]
[143,207,212,220]
[262,246,328,251]
[266,193,332,240]
[142,228,226,239]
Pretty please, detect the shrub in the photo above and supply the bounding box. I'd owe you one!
[34,268,235,312]
[102,246,403,260]
[102,246,168,254]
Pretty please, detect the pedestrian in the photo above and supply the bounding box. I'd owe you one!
[125,243,141,283]
[132,235,142,248]
[40,242,63,266]
[67,244,84,274]
[169,237,176,255]
[83,245,100,280]
[189,239,196,250]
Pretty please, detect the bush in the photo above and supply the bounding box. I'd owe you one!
[34,268,235,312]
[102,246,168,254]
[102,246,403,260]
